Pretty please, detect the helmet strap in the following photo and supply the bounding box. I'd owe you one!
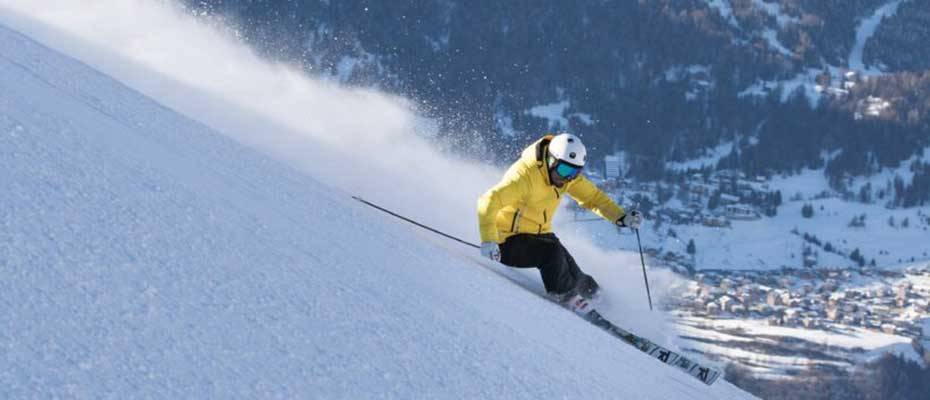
[546,153,558,169]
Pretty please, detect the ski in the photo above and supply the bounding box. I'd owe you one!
[583,310,722,386]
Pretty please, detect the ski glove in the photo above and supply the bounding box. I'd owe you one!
[616,210,643,230]
[480,241,501,262]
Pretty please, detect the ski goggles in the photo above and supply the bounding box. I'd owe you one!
[551,158,583,180]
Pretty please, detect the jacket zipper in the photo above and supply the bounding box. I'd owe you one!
[539,210,546,234]
[545,189,558,234]
[510,209,521,232]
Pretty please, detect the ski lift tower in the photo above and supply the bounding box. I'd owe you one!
[604,155,621,180]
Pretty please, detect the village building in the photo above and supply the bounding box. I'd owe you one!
[702,216,730,228]
[917,299,930,312]
[725,204,761,221]
[802,318,821,329]
[921,319,930,364]
[896,283,912,299]
[677,265,929,341]
[720,278,734,291]
[843,314,861,326]
[719,296,736,313]
[871,305,891,317]
[766,291,783,307]
[826,307,843,321]
[779,277,793,288]
[784,308,802,326]
[800,283,815,295]
[882,323,899,335]
[842,303,858,314]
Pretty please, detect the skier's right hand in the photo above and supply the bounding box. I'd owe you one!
[480,241,501,262]
[616,210,643,230]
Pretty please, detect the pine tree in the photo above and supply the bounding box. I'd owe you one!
[859,183,872,203]
[850,248,865,267]
[802,203,814,218]
[708,190,721,210]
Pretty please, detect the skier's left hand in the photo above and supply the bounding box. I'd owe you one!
[480,241,501,262]
[616,210,643,230]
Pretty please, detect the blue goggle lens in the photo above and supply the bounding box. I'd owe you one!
[555,162,581,179]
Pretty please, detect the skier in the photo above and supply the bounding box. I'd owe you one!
[477,133,642,313]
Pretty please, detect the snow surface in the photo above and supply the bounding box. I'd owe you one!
[527,100,570,129]
[760,28,792,57]
[751,0,799,27]
[525,100,594,130]
[849,0,908,73]
[573,112,594,126]
[708,0,794,56]
[495,109,516,137]
[675,314,921,378]
[0,2,754,399]
[706,0,740,29]
[667,141,734,172]
[574,167,930,272]
[664,65,711,82]
[674,192,929,271]
[336,55,359,82]
[738,69,826,107]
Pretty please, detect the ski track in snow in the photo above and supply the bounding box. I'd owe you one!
[849,0,908,73]
[0,10,754,400]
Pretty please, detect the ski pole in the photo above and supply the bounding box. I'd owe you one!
[634,229,654,311]
[352,196,480,249]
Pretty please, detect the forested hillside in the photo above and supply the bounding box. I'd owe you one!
[185,0,930,204]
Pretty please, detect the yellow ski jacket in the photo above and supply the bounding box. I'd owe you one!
[477,135,626,243]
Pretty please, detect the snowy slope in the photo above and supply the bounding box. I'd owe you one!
[849,0,908,73]
[0,9,754,400]
[610,164,930,272]
[0,0,694,343]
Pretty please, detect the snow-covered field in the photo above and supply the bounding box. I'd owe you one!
[591,167,930,272]
[675,314,918,378]
[667,141,734,172]
[672,195,929,272]
[0,1,754,398]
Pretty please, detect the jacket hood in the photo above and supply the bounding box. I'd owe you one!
[518,135,555,184]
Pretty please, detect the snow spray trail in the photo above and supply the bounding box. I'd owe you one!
[0,0,678,339]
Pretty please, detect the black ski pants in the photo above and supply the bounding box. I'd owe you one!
[499,233,597,297]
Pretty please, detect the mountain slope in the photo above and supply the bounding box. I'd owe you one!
[176,0,930,190]
[0,18,753,400]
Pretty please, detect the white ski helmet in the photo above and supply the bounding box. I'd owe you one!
[548,133,586,167]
